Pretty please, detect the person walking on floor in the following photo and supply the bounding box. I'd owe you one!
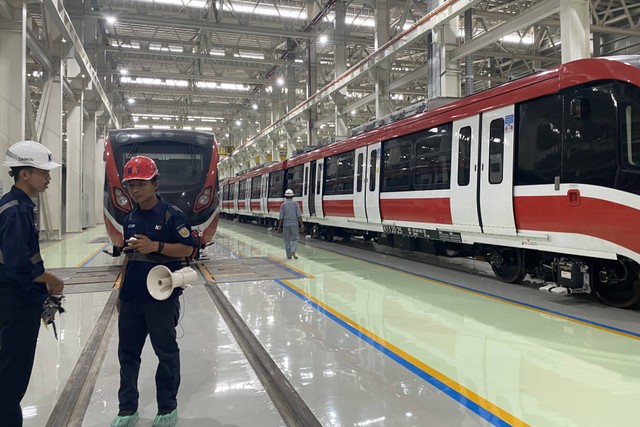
[277,188,304,259]
[0,140,64,427]
[111,156,195,427]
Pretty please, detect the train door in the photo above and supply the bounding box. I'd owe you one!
[232,181,239,212]
[308,162,316,217]
[314,159,324,218]
[303,163,312,218]
[353,148,367,222]
[479,106,517,235]
[451,116,481,233]
[365,143,381,222]
[260,174,268,215]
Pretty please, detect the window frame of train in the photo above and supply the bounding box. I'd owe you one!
[381,123,453,192]
[251,176,261,199]
[286,164,304,197]
[268,170,285,198]
[515,81,640,195]
[238,179,247,200]
[323,151,355,195]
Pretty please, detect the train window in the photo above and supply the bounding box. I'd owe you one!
[251,176,261,199]
[489,119,504,184]
[304,167,309,196]
[316,163,322,195]
[357,153,364,192]
[457,127,471,186]
[337,152,355,194]
[268,171,284,198]
[516,94,562,185]
[230,183,237,200]
[238,180,247,199]
[287,164,304,196]
[382,140,411,191]
[622,104,640,169]
[562,85,617,187]
[413,125,452,190]
[324,156,338,195]
[369,150,377,191]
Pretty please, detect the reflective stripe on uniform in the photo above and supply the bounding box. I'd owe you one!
[30,253,42,264]
[0,200,18,215]
[0,248,3,264]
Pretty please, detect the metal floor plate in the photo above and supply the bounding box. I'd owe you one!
[47,266,121,293]
[200,257,301,283]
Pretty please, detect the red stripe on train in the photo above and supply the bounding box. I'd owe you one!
[323,199,354,217]
[268,201,280,212]
[380,197,452,224]
[514,195,640,254]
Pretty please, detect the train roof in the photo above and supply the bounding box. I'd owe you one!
[107,128,217,146]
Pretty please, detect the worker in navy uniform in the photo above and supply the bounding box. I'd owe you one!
[112,156,195,427]
[0,140,64,427]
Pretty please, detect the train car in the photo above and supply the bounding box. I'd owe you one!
[222,55,640,308]
[104,128,220,256]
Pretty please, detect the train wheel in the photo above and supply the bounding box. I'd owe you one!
[324,228,335,242]
[594,260,640,309]
[489,247,526,283]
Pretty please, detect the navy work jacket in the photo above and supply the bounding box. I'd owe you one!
[120,196,195,303]
[0,185,47,305]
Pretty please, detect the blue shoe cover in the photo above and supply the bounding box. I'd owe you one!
[110,411,139,427]
[152,408,178,427]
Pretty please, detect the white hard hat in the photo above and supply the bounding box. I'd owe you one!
[3,140,61,170]
[284,189,294,197]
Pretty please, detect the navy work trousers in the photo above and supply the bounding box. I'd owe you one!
[117,298,181,412]
[0,289,42,427]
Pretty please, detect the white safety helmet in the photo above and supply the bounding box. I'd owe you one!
[284,189,294,197]
[3,140,61,170]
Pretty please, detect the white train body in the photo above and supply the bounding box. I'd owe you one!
[222,56,640,308]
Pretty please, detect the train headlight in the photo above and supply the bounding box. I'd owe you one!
[195,186,212,212]
[113,187,132,211]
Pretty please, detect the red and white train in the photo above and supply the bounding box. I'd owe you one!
[221,56,640,308]
[104,129,221,257]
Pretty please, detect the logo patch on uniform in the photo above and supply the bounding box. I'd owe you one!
[178,226,190,238]
[155,224,163,230]
[127,224,135,228]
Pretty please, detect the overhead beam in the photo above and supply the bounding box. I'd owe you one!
[101,46,294,68]
[450,0,561,62]
[112,85,270,100]
[114,69,270,86]
[83,11,313,40]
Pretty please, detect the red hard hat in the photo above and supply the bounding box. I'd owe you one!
[122,156,160,182]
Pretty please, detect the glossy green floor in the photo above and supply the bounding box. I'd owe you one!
[216,221,640,427]
[30,223,640,426]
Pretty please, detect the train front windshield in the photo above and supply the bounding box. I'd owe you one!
[120,151,206,187]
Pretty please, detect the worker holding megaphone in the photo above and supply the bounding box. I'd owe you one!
[112,156,196,427]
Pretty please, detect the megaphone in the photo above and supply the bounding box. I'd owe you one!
[147,265,198,301]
